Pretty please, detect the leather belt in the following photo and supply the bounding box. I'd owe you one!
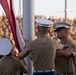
[34,69,55,73]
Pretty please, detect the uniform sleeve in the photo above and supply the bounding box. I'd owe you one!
[69,44,76,56]
[53,39,62,50]
[19,59,28,73]
[19,43,33,59]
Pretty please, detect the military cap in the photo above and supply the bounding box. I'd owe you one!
[35,19,54,27]
[0,38,12,55]
[54,22,71,32]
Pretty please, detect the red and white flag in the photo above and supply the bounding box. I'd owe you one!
[0,0,25,52]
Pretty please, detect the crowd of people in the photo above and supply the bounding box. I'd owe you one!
[0,15,76,43]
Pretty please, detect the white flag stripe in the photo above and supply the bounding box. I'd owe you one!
[16,22,25,50]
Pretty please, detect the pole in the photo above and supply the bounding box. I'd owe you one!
[65,0,67,22]
[23,0,35,75]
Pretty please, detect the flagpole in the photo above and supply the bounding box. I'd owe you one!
[23,0,35,75]
[65,0,67,22]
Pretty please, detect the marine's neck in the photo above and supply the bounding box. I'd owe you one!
[60,37,68,44]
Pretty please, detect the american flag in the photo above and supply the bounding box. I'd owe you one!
[0,0,25,52]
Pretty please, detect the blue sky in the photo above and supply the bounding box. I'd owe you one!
[0,0,76,20]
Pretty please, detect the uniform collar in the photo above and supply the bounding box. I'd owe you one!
[63,40,73,48]
[37,35,47,38]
